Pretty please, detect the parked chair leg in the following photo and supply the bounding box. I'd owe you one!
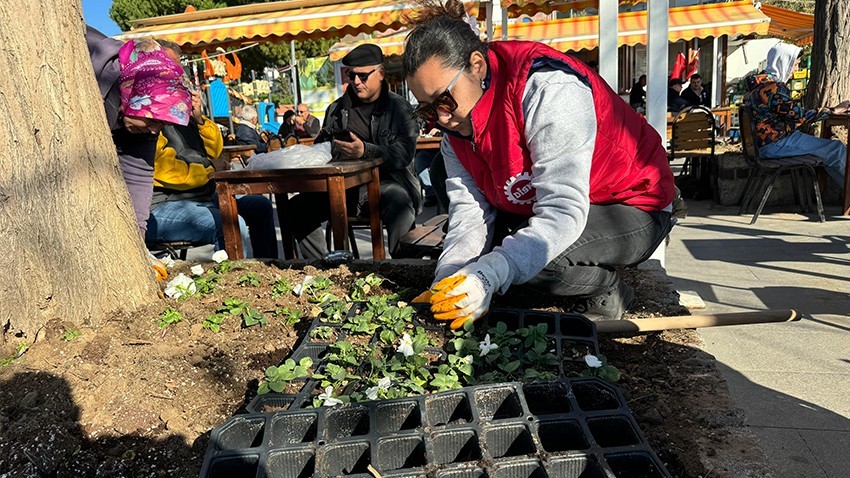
[751,170,783,224]
[348,223,360,259]
[808,166,826,223]
[738,168,757,215]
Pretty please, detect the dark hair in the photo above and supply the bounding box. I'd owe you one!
[403,0,488,76]
[691,74,702,80]
[669,78,683,87]
[278,110,296,138]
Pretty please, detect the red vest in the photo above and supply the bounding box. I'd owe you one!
[448,41,674,215]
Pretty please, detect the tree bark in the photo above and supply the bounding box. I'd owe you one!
[805,0,850,108]
[0,0,159,341]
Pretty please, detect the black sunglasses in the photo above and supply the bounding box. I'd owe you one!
[346,68,378,83]
[413,69,465,122]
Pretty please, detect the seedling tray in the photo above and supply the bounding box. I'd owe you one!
[201,379,670,478]
[248,303,600,414]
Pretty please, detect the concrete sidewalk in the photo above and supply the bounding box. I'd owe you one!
[666,200,850,478]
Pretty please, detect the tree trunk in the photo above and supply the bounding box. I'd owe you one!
[0,0,159,341]
[805,0,850,108]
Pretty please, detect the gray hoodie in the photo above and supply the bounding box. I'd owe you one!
[765,42,801,83]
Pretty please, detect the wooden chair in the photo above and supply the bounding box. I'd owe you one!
[737,101,825,224]
[669,106,716,175]
[395,215,449,259]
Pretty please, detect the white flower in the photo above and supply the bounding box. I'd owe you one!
[212,250,229,263]
[478,334,499,357]
[318,386,342,407]
[584,354,603,368]
[293,275,314,297]
[161,255,176,269]
[397,333,414,357]
[190,265,204,276]
[365,376,392,400]
[164,273,196,299]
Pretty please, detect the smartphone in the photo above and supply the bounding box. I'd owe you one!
[333,130,355,142]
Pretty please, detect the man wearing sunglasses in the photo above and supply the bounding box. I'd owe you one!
[283,44,421,259]
[294,103,320,139]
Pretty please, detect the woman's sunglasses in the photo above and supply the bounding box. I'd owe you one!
[414,69,465,122]
[346,68,377,83]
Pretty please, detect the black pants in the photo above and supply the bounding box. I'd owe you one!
[497,204,672,298]
[283,181,416,259]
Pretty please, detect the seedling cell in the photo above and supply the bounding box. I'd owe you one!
[431,429,482,464]
[216,417,265,450]
[474,386,524,421]
[537,419,588,453]
[586,416,641,448]
[484,423,536,459]
[269,412,318,446]
[375,400,422,433]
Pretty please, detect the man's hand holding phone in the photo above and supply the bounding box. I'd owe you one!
[333,130,365,159]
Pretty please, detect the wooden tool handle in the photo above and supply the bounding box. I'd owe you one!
[596,309,798,334]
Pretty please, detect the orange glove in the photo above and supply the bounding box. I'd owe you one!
[428,254,511,330]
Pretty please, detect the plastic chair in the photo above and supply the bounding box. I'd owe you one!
[737,101,825,224]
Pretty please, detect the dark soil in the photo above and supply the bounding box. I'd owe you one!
[0,259,767,477]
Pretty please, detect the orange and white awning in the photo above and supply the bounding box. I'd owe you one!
[330,1,770,60]
[758,3,814,45]
[501,0,639,19]
[495,0,770,52]
[115,0,476,51]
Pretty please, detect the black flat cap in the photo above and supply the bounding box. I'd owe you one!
[342,44,384,67]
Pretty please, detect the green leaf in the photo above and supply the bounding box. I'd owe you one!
[257,382,270,395]
[598,365,621,382]
[499,360,521,374]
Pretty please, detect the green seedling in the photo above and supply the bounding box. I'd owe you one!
[310,326,335,341]
[343,311,379,335]
[203,313,227,333]
[271,278,293,297]
[218,298,250,316]
[237,273,261,287]
[276,306,303,327]
[581,354,621,382]
[213,260,233,274]
[258,357,313,394]
[242,309,268,327]
[348,273,383,301]
[157,307,184,330]
[194,274,221,294]
[62,327,82,342]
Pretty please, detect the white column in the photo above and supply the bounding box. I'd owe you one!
[501,2,508,41]
[712,36,723,108]
[646,0,669,267]
[290,41,301,106]
[485,0,494,42]
[598,0,619,90]
[646,0,669,141]
[334,60,343,99]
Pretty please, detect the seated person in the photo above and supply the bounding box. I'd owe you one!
[145,52,278,259]
[629,74,646,111]
[234,105,268,153]
[681,74,711,107]
[746,42,850,187]
[294,103,321,139]
[277,109,298,146]
[282,44,421,258]
[667,78,690,113]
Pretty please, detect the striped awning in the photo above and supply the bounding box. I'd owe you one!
[330,1,770,60]
[758,4,814,45]
[495,0,770,52]
[115,0,476,51]
[501,0,639,18]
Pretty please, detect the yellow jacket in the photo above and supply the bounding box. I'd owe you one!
[154,116,223,192]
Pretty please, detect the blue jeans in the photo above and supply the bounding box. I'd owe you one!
[760,131,847,186]
[146,194,279,259]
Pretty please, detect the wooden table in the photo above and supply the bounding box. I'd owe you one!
[211,159,385,259]
[416,136,442,152]
[220,144,255,166]
[820,113,850,215]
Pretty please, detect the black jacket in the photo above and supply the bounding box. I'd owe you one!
[316,83,421,213]
[681,85,710,107]
[235,122,268,153]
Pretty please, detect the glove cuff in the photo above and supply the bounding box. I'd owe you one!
[477,252,512,294]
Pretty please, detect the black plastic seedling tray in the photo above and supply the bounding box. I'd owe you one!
[247,303,600,415]
[201,379,670,478]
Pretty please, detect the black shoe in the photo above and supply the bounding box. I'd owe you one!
[570,279,634,321]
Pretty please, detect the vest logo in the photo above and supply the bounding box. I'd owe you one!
[503,172,536,205]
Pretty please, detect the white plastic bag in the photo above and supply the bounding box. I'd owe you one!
[246,142,333,170]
